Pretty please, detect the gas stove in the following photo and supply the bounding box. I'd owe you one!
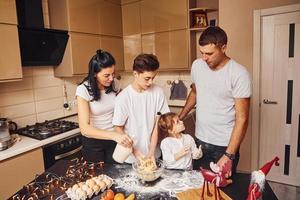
[15,119,79,140]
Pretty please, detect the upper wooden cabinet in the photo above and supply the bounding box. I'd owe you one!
[99,1,123,36]
[48,0,122,36]
[140,0,187,34]
[0,24,22,81]
[142,30,189,71]
[124,34,141,71]
[0,0,17,25]
[122,1,141,36]
[54,33,100,77]
[100,36,124,71]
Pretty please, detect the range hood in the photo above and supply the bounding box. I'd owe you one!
[16,0,69,66]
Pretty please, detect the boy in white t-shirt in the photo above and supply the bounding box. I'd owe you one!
[112,54,170,163]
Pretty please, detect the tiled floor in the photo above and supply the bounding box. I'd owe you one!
[268,181,300,200]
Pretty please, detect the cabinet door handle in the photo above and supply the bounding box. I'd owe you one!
[263,99,278,104]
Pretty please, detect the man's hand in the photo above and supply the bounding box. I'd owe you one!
[133,148,145,160]
[216,155,232,178]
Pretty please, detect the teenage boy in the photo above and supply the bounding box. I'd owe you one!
[112,53,170,163]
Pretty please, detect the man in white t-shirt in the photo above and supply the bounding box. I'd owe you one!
[112,54,170,163]
[179,26,251,176]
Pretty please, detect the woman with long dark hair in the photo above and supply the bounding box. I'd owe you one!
[76,49,132,163]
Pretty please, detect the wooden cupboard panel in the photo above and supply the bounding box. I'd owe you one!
[106,0,121,5]
[142,30,189,70]
[121,0,140,5]
[124,34,141,71]
[0,24,22,81]
[100,1,122,36]
[122,2,141,36]
[100,36,124,71]
[48,0,69,30]
[140,0,187,34]
[71,33,101,75]
[68,0,101,34]
[0,148,44,200]
[0,0,17,24]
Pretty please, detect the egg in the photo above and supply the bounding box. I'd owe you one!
[103,178,112,187]
[99,181,106,192]
[87,179,96,188]
[72,184,79,192]
[92,184,100,194]
[78,182,84,187]
[81,183,89,192]
[95,178,102,185]
[86,187,93,198]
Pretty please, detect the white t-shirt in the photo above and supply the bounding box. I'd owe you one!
[160,134,197,170]
[191,59,252,146]
[76,80,120,131]
[112,84,170,163]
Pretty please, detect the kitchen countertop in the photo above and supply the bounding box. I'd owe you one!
[9,159,278,200]
[0,128,80,161]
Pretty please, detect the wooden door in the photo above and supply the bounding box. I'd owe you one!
[260,11,300,186]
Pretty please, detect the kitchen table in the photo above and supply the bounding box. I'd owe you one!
[9,159,278,200]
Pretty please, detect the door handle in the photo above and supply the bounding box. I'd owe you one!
[263,99,278,104]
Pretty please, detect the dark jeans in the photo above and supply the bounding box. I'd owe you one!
[81,136,116,163]
[193,138,240,175]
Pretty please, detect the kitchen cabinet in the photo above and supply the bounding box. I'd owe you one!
[0,148,44,200]
[140,0,187,34]
[0,24,22,82]
[54,32,100,77]
[122,0,189,71]
[122,1,141,36]
[48,0,122,36]
[142,30,189,71]
[124,34,142,71]
[121,0,139,5]
[49,0,124,76]
[100,36,124,71]
[0,0,17,25]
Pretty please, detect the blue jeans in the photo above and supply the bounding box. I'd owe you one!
[193,138,240,175]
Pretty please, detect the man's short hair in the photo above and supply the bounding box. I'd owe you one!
[133,53,159,73]
[199,26,228,47]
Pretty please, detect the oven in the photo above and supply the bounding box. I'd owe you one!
[15,118,83,169]
[43,134,82,169]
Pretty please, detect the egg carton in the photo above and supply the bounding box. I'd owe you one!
[65,174,114,200]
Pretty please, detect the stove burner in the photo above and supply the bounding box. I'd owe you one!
[15,119,79,140]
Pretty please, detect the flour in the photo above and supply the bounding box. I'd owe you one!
[113,167,204,198]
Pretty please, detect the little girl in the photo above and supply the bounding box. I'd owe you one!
[158,112,203,170]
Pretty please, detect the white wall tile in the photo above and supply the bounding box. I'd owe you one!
[0,102,36,119]
[37,109,65,122]
[35,97,64,113]
[34,86,63,101]
[0,77,33,93]
[13,115,37,128]
[33,76,63,89]
[0,90,34,107]
[32,67,54,77]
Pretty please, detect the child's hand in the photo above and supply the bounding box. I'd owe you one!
[192,145,203,159]
[174,146,190,161]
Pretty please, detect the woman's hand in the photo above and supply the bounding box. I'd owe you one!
[114,133,133,148]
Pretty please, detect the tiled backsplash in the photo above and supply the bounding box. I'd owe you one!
[0,67,192,128]
[119,71,192,107]
[0,67,82,128]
